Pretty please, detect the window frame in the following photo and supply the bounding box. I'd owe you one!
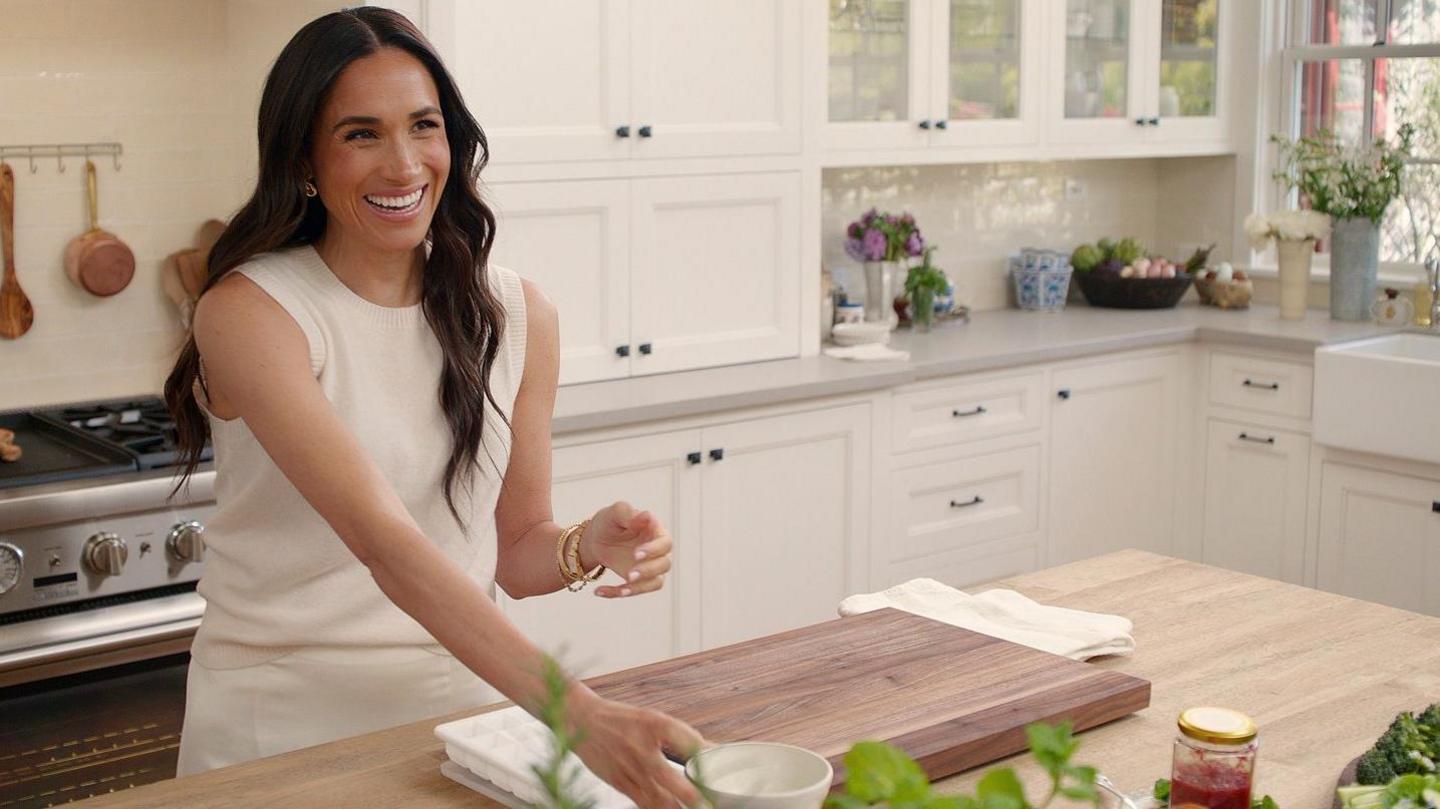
[1261,0,1440,274]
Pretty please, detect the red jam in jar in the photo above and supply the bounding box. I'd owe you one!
[1170,706,1257,809]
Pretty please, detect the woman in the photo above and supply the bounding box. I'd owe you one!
[163,9,703,807]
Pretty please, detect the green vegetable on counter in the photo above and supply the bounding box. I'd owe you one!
[1337,774,1440,808]
[1113,237,1144,265]
[1355,706,1440,785]
[1071,243,1103,273]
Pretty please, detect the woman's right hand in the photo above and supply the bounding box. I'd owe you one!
[568,690,707,809]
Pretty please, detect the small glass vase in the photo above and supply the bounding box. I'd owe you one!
[1329,216,1380,321]
[862,260,902,324]
[911,288,936,332]
[1274,238,1315,321]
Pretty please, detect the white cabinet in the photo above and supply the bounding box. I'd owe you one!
[1048,351,1182,564]
[499,430,701,678]
[1046,0,1229,151]
[1317,463,1440,617]
[825,0,1043,151]
[1200,420,1310,583]
[489,172,801,384]
[698,404,872,648]
[453,0,801,164]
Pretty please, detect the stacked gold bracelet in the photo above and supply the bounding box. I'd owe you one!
[555,519,605,592]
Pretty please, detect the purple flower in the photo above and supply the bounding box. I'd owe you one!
[844,237,865,261]
[861,208,879,226]
[900,212,915,227]
[846,222,863,240]
[905,231,925,257]
[862,228,887,261]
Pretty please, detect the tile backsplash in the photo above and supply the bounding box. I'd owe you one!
[822,155,1237,312]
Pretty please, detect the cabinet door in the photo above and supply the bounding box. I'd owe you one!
[1200,421,1310,583]
[927,0,1043,147]
[1046,0,1153,146]
[629,173,801,376]
[824,0,934,151]
[1048,352,1182,564]
[450,0,631,164]
[698,403,872,649]
[487,180,631,385]
[1151,0,1227,142]
[628,0,801,158]
[499,430,702,678]
[1317,464,1440,617]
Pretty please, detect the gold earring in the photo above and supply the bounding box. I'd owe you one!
[304,179,318,198]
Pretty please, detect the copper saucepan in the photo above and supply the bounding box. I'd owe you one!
[64,160,135,297]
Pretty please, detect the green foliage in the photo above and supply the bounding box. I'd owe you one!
[824,722,1098,809]
[532,656,596,809]
[905,247,950,298]
[1356,709,1440,785]
[1271,124,1416,223]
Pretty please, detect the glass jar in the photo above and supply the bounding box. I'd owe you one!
[1170,706,1257,809]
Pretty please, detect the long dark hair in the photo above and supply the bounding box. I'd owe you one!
[164,7,508,525]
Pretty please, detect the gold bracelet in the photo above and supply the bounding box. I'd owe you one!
[555,523,580,586]
[564,519,605,592]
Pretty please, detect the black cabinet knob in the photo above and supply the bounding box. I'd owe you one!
[935,120,948,130]
[615,344,630,357]
[686,452,702,466]
[615,125,631,138]
[918,119,932,130]
[1135,118,1147,126]
[709,448,724,462]
[638,125,653,138]
[1057,389,1072,400]
[1148,117,1161,126]
[1432,501,1439,514]
[638,342,652,355]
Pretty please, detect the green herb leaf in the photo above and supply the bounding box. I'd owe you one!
[843,741,930,803]
[1026,722,1079,776]
[824,794,874,809]
[1154,778,1172,802]
[976,768,1026,809]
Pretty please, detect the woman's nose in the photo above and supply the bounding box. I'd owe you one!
[384,139,422,179]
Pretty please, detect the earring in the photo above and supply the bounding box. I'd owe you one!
[304,179,318,198]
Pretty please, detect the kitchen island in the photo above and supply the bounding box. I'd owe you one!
[74,551,1440,808]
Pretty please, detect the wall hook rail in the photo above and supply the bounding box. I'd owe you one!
[0,143,124,175]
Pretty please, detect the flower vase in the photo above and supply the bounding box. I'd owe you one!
[1274,238,1315,321]
[862,261,902,325]
[1329,216,1380,321]
[911,288,936,332]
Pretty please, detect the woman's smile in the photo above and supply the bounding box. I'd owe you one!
[363,183,428,220]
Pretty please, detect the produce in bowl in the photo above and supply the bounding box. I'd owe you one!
[1070,237,1194,309]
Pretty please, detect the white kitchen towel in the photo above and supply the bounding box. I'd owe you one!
[837,578,1134,661]
[822,343,911,362]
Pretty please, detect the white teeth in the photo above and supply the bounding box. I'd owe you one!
[364,187,423,210]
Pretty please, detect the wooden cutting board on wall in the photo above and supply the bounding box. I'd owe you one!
[588,608,1150,786]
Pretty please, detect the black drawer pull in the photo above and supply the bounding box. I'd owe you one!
[935,119,948,130]
[1432,501,1440,514]
[638,342,653,355]
[638,125,653,138]
[709,448,724,462]
[1057,389,1071,400]
[949,496,984,509]
[918,119,932,130]
[952,405,987,418]
[686,452,702,465]
[1238,432,1275,445]
[615,344,630,357]
[615,125,631,138]
[1148,117,1161,126]
[1135,117,1148,126]
[1243,379,1280,391]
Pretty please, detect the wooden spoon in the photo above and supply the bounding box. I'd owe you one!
[0,163,35,339]
[63,160,135,297]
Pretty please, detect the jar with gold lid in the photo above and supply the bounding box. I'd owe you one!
[1170,706,1257,809]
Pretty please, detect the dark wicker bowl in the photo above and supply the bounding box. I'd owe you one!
[1074,271,1194,309]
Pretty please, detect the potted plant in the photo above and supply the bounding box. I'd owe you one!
[1271,124,1414,321]
[903,247,949,332]
[1244,210,1331,320]
[844,209,926,326]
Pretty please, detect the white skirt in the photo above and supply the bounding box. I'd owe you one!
[175,645,502,776]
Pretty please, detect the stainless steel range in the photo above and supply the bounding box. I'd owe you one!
[0,396,215,807]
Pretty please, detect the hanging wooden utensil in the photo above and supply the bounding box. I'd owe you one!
[0,163,35,339]
[63,159,135,297]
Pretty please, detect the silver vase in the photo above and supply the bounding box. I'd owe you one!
[862,261,901,324]
[1329,216,1380,321]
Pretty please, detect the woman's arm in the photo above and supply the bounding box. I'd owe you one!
[494,280,673,600]
[193,273,701,809]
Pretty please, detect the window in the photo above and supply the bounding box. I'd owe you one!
[1281,1,1440,265]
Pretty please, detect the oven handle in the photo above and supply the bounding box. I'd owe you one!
[0,616,201,678]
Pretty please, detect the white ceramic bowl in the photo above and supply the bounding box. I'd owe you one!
[686,742,833,809]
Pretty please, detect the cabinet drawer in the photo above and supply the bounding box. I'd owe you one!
[1208,352,1313,419]
[888,444,1041,563]
[891,371,1044,453]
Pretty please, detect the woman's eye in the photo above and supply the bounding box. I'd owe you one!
[344,129,377,142]
[415,119,440,132]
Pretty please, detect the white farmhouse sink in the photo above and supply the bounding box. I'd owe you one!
[1314,333,1440,464]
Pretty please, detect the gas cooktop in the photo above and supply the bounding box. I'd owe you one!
[0,396,214,491]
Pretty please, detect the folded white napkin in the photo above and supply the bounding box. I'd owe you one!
[823,343,911,362]
[838,578,1134,661]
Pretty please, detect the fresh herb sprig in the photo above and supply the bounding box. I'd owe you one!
[533,655,596,809]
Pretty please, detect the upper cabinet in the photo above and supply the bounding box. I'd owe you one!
[1046,0,1227,149]
[450,0,802,165]
[825,0,1043,151]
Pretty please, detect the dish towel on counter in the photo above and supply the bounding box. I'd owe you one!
[822,343,911,362]
[837,578,1134,661]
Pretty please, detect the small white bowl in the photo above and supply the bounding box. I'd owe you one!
[686,742,833,809]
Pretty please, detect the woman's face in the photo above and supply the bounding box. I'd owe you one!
[309,47,450,256]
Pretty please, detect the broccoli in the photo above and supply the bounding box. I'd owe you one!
[1356,749,1399,785]
[1114,237,1145,265]
[1420,704,1440,730]
[1355,711,1440,785]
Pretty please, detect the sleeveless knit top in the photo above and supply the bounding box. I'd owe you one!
[190,244,527,669]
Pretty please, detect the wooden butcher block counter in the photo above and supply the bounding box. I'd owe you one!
[76,551,1440,808]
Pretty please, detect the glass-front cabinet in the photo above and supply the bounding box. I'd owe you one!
[1047,0,1227,148]
[825,0,1043,152]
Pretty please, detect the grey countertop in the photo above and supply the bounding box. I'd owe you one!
[551,303,1390,436]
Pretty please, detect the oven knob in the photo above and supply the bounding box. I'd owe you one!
[167,520,206,564]
[83,533,129,577]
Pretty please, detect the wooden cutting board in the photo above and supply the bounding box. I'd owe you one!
[587,608,1150,787]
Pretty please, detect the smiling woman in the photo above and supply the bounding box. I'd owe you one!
[157,9,701,808]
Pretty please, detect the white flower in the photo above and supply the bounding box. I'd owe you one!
[1244,213,1272,250]
[1245,210,1331,247]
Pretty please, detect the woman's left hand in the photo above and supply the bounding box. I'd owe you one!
[580,501,673,598]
